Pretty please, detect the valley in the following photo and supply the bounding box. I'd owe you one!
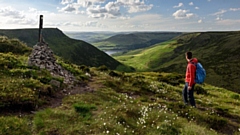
[64,30,240,93]
[0,29,239,135]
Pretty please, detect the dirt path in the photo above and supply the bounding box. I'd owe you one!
[42,81,96,109]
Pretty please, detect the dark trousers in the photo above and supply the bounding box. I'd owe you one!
[182,82,196,107]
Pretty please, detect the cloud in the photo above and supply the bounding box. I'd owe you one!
[216,19,240,25]
[117,0,153,13]
[86,2,121,19]
[47,20,107,29]
[76,0,105,7]
[172,9,195,19]
[189,2,194,6]
[0,6,56,27]
[0,6,25,19]
[195,7,199,10]
[198,19,202,23]
[87,6,108,18]
[216,16,223,21]
[173,3,184,8]
[61,0,74,5]
[127,3,153,13]
[211,9,227,16]
[59,4,79,13]
[110,14,163,31]
[85,21,98,27]
[28,7,38,12]
[7,18,37,25]
[59,0,153,18]
[229,8,240,11]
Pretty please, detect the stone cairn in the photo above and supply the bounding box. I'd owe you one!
[28,42,75,85]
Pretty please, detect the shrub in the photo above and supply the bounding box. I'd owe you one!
[57,59,83,76]
[230,94,240,100]
[158,123,180,135]
[115,64,135,72]
[104,80,119,88]
[0,36,31,55]
[73,102,96,119]
[214,107,230,117]
[39,76,52,84]
[97,65,109,71]
[109,70,121,78]
[158,73,184,86]
[0,53,22,69]
[205,115,228,130]
[79,65,90,73]
[195,85,208,95]
[0,116,31,135]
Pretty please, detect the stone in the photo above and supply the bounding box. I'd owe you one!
[49,79,61,88]
[28,43,76,85]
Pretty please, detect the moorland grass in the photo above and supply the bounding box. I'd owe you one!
[0,36,240,135]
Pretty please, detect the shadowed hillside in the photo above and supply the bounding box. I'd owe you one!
[114,31,240,93]
[0,28,130,71]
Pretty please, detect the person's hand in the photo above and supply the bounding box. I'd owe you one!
[188,86,192,90]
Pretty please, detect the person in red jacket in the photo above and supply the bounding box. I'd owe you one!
[183,51,197,107]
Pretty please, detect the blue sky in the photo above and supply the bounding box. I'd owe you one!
[0,0,240,32]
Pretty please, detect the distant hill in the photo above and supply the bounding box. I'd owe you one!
[92,32,182,51]
[0,28,130,70]
[114,31,240,93]
[65,31,120,43]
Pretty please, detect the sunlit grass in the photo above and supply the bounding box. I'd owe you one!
[0,51,239,134]
[114,40,177,71]
[27,70,240,134]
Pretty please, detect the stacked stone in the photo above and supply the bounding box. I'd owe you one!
[28,42,75,84]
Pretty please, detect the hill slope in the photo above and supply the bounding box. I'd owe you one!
[114,31,240,93]
[0,37,240,135]
[92,32,182,51]
[0,28,126,70]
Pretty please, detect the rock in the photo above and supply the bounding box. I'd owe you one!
[49,79,61,88]
[28,43,75,85]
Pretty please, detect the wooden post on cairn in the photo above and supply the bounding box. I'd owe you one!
[38,15,43,43]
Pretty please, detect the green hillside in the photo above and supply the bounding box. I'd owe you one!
[0,36,240,135]
[92,32,182,51]
[113,40,178,71]
[114,31,240,93]
[0,28,128,70]
[0,36,88,111]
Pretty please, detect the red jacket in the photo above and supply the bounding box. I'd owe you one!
[185,58,198,87]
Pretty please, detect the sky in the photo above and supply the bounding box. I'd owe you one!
[0,0,240,32]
